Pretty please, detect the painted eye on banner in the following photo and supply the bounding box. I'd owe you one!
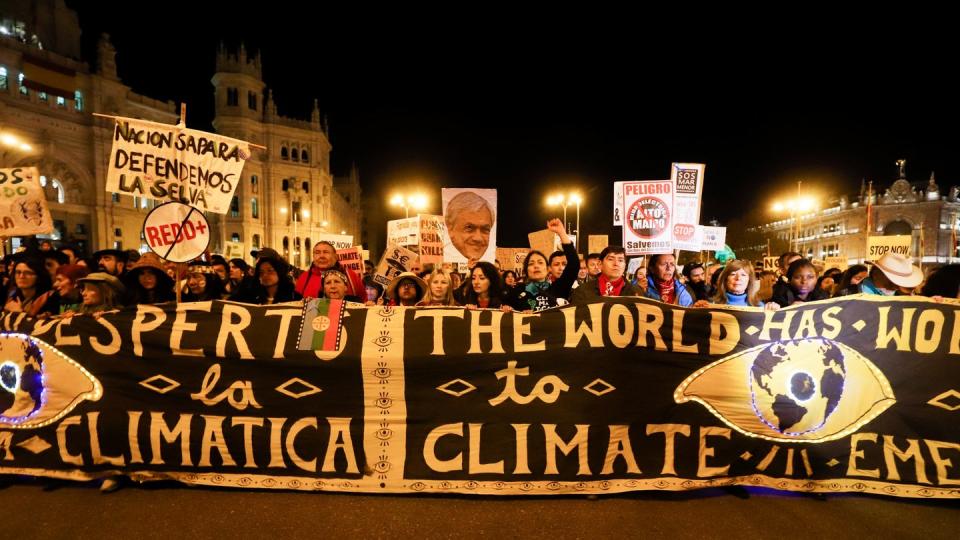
[372,367,392,379]
[375,428,393,440]
[0,333,102,430]
[375,397,393,409]
[373,335,393,348]
[674,338,895,443]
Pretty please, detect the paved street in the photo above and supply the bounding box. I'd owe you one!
[2,477,957,539]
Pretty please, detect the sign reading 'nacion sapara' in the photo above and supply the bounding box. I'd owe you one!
[0,296,958,499]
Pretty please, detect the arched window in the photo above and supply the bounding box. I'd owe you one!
[252,234,261,249]
[282,236,290,259]
[251,197,259,219]
[282,179,289,191]
[39,176,65,203]
[291,148,299,161]
[302,181,309,194]
[281,146,288,160]
[301,150,309,163]
[294,236,301,267]
[229,196,240,217]
[883,220,912,236]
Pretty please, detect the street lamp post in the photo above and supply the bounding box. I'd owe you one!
[771,181,816,256]
[390,193,428,218]
[547,192,583,253]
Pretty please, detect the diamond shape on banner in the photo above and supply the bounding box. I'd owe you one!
[275,378,322,399]
[853,320,867,332]
[927,389,960,411]
[17,436,51,454]
[437,378,476,397]
[584,378,616,397]
[139,374,181,394]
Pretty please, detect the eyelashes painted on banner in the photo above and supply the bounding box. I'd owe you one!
[0,334,102,430]
[674,338,895,443]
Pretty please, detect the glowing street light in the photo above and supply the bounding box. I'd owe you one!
[771,182,818,253]
[390,192,429,218]
[546,191,584,253]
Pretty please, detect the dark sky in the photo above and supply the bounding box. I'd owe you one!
[66,3,958,248]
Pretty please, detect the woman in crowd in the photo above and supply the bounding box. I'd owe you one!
[124,253,176,305]
[644,254,695,307]
[631,266,648,294]
[418,269,456,306]
[239,256,301,305]
[321,270,364,303]
[463,262,510,309]
[502,270,519,292]
[920,264,960,299]
[694,259,778,309]
[51,264,90,315]
[832,264,869,297]
[182,263,224,302]
[225,258,256,300]
[507,219,578,312]
[4,257,58,317]
[74,272,126,315]
[363,275,385,305]
[386,272,427,307]
[816,274,836,296]
[771,258,830,306]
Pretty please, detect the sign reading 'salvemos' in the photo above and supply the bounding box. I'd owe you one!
[0,296,957,498]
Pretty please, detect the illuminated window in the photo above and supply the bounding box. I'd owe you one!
[0,67,7,90]
[251,197,259,219]
[18,73,27,95]
[39,176,65,204]
[57,96,65,107]
[251,175,258,194]
[74,90,83,111]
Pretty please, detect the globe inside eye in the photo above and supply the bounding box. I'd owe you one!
[0,361,20,393]
[788,371,816,403]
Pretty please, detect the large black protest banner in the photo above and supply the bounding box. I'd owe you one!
[0,296,958,498]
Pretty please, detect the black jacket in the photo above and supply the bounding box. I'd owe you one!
[507,242,579,312]
[570,278,641,305]
[232,279,302,305]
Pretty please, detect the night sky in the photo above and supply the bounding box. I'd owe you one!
[66,3,958,249]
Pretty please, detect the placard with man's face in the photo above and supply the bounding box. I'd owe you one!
[442,188,497,264]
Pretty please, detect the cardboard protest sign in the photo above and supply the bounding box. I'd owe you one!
[336,246,364,273]
[763,256,779,272]
[699,225,726,251]
[671,163,706,252]
[867,235,912,261]
[418,214,445,264]
[387,218,419,253]
[824,256,848,272]
[442,188,497,263]
[223,241,244,260]
[315,233,354,251]
[613,181,625,226]
[528,229,558,257]
[496,248,529,273]
[588,235,609,254]
[374,243,420,287]
[106,116,250,214]
[141,201,211,262]
[0,167,53,236]
[622,180,674,256]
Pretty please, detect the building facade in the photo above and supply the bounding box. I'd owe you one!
[738,160,960,265]
[0,1,362,264]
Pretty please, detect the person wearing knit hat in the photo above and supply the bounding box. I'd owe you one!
[123,252,176,305]
[51,263,90,315]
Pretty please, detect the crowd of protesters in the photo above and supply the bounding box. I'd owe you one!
[3,221,959,323]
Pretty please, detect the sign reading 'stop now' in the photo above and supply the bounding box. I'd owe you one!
[106,117,251,214]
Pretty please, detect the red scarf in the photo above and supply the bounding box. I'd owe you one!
[598,275,625,297]
[655,278,676,304]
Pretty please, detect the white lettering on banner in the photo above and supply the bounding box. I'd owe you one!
[488,361,570,406]
[190,364,262,411]
[106,118,251,214]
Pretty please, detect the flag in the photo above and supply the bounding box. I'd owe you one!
[297,298,345,351]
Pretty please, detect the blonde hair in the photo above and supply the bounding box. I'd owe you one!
[424,269,455,305]
[712,260,761,306]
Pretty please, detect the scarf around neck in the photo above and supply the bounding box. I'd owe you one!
[598,275,625,297]
[655,278,676,304]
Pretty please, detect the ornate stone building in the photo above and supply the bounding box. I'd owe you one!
[0,1,362,263]
[739,160,960,264]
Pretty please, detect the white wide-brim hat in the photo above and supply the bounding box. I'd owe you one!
[874,252,923,288]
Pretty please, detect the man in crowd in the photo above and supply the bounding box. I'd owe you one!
[682,262,709,301]
[571,246,641,303]
[295,241,366,301]
[586,253,602,279]
[93,248,128,278]
[838,253,922,296]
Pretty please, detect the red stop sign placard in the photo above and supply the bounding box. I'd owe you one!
[142,202,210,262]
